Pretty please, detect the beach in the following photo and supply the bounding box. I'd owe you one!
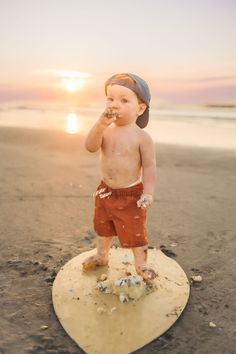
[0,126,236,354]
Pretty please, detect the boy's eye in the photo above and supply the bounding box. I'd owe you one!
[121,98,128,103]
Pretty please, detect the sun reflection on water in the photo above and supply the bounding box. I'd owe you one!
[66,113,79,134]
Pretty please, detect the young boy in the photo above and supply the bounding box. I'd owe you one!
[82,73,157,281]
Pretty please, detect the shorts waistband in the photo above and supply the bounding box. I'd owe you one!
[97,180,143,197]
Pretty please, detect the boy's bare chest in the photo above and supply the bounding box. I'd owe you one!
[102,131,140,157]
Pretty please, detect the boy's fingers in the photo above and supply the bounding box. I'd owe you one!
[100,110,117,125]
[107,113,116,119]
[137,194,153,208]
[141,201,150,209]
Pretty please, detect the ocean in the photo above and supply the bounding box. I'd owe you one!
[0,103,236,150]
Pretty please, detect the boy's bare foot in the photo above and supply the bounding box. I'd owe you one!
[82,255,108,271]
[136,265,157,282]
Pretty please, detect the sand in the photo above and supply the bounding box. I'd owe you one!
[0,126,235,354]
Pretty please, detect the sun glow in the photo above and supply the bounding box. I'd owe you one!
[54,70,91,93]
[66,113,79,134]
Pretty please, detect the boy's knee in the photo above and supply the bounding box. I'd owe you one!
[132,245,148,251]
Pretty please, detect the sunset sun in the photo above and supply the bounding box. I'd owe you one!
[62,78,85,92]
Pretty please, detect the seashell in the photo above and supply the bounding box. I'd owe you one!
[98,282,111,293]
[40,325,49,330]
[191,275,202,283]
[209,321,217,328]
[99,274,108,281]
[97,307,106,314]
[119,294,129,303]
[110,307,117,314]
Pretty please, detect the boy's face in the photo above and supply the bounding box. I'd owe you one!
[106,84,146,126]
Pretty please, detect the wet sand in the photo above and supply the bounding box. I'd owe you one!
[0,126,236,354]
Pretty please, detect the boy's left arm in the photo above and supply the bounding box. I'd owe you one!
[137,132,157,209]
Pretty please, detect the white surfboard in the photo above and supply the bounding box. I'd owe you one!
[52,247,190,354]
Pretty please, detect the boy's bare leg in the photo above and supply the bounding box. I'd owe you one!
[82,236,113,270]
[132,245,157,281]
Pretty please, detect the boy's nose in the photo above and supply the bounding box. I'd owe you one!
[110,100,119,108]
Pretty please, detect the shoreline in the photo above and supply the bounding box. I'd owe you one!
[0,126,235,354]
[1,124,236,153]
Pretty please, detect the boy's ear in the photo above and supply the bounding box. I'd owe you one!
[138,103,147,116]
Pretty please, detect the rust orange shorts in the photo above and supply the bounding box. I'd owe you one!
[93,180,148,248]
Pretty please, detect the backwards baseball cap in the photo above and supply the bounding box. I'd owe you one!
[105,73,151,128]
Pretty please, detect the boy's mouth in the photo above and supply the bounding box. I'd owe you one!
[112,110,122,119]
[105,107,122,119]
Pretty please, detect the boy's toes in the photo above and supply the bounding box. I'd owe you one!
[82,255,108,271]
[137,266,158,282]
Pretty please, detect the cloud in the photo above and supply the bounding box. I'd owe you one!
[150,75,236,84]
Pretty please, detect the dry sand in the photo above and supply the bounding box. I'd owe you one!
[0,126,235,354]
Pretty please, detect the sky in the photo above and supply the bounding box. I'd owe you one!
[0,0,235,106]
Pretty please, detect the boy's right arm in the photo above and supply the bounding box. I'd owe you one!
[84,109,116,152]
